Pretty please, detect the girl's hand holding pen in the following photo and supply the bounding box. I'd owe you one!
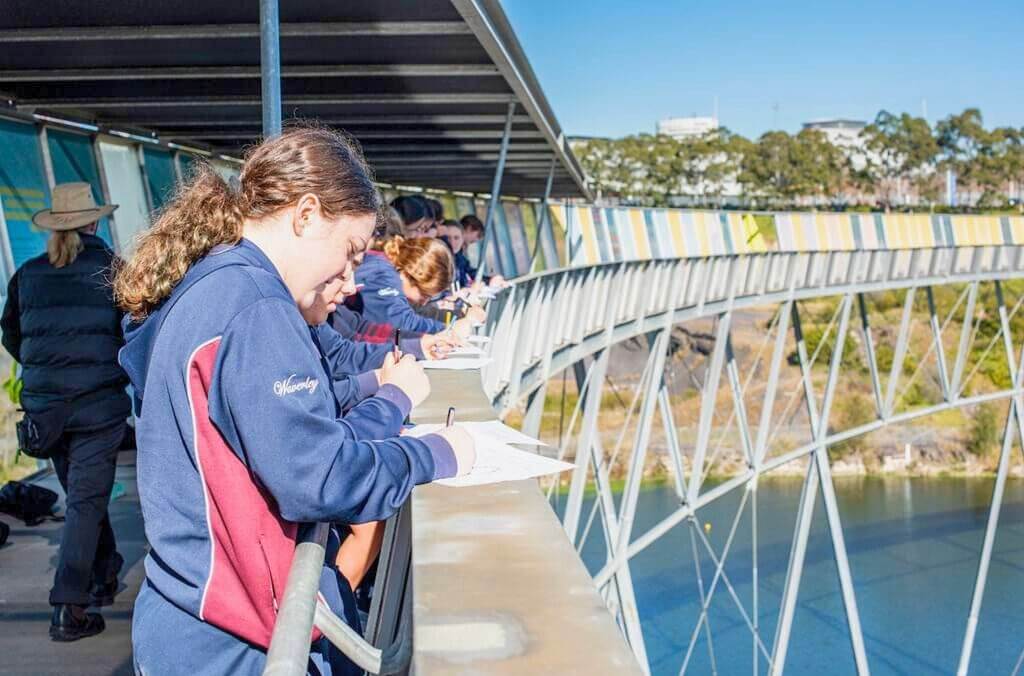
[421,333,458,360]
[433,425,476,477]
[379,352,430,407]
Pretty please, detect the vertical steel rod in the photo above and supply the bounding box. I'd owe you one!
[259,0,282,136]
[476,101,517,281]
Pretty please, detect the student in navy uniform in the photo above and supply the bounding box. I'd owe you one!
[388,195,432,237]
[113,128,475,676]
[355,236,474,336]
[1,183,130,642]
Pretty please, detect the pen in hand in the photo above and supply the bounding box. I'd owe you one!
[393,328,401,361]
[446,406,455,428]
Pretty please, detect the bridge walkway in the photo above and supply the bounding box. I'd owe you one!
[0,452,141,676]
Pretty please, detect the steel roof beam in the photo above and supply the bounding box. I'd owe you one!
[160,131,546,142]
[21,93,515,108]
[118,115,534,127]
[0,64,502,82]
[0,22,472,42]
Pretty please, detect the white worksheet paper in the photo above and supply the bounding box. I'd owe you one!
[448,344,485,358]
[407,423,571,487]
[467,335,491,345]
[422,357,492,370]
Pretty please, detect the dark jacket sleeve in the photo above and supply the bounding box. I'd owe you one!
[209,298,457,524]
[1,271,21,362]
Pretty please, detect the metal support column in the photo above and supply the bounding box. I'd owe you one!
[476,101,517,281]
[950,282,979,398]
[563,353,611,542]
[926,286,952,400]
[529,156,558,273]
[259,0,282,136]
[857,293,885,415]
[958,283,1024,675]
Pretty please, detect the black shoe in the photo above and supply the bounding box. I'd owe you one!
[89,552,124,607]
[49,604,105,642]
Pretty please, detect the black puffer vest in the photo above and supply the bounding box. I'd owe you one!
[13,234,130,431]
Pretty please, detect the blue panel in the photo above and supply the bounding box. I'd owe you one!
[493,201,518,277]
[592,208,612,262]
[1000,216,1012,245]
[603,208,624,261]
[930,215,944,246]
[943,215,954,246]
[143,147,177,212]
[177,152,200,180]
[851,214,864,249]
[0,118,50,270]
[46,129,113,245]
[873,214,887,249]
[719,212,734,254]
[643,210,661,258]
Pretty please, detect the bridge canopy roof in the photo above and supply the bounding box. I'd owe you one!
[0,0,590,199]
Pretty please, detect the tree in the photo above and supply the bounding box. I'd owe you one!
[860,111,939,207]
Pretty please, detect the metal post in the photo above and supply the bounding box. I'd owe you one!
[260,0,282,136]
[926,287,952,400]
[884,287,917,417]
[476,101,517,281]
[950,282,979,398]
[857,293,885,416]
[563,353,610,542]
[529,156,558,273]
[958,289,1024,675]
[264,522,330,676]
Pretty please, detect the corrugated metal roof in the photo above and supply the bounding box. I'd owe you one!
[0,0,590,198]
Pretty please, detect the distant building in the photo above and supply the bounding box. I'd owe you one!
[802,119,866,151]
[657,116,719,140]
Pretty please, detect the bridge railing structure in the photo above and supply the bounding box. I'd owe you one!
[481,243,1024,676]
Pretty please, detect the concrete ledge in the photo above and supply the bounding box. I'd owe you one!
[410,370,642,675]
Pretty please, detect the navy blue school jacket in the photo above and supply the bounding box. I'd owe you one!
[119,239,456,675]
[354,251,445,334]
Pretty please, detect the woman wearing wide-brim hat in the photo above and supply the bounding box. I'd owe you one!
[0,182,132,641]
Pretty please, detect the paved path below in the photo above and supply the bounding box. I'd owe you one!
[0,452,144,676]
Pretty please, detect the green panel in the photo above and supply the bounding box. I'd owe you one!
[547,205,568,269]
[522,202,539,270]
[142,147,176,212]
[46,129,113,245]
[176,152,201,181]
[0,118,50,271]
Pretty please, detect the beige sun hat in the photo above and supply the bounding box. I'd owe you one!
[32,182,117,231]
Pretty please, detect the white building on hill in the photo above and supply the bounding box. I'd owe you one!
[657,116,719,140]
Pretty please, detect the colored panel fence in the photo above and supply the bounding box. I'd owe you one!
[97,139,151,255]
[0,118,50,272]
[142,147,177,212]
[45,128,114,246]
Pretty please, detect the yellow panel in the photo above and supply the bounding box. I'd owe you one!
[792,214,808,251]
[883,214,898,249]
[727,213,745,253]
[667,210,687,256]
[743,213,767,251]
[579,207,599,264]
[630,209,651,259]
[988,216,1002,244]
[952,217,970,245]
[837,214,854,250]
[911,214,926,247]
[812,213,828,250]
[1011,217,1024,245]
[695,212,711,256]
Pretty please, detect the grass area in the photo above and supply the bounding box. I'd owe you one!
[0,452,38,484]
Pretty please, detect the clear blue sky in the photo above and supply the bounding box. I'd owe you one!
[502,0,1024,140]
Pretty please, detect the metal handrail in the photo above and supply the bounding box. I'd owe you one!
[263,507,414,676]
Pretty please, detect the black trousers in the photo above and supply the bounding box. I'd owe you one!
[48,422,126,606]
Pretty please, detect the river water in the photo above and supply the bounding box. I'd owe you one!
[575,477,1024,675]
